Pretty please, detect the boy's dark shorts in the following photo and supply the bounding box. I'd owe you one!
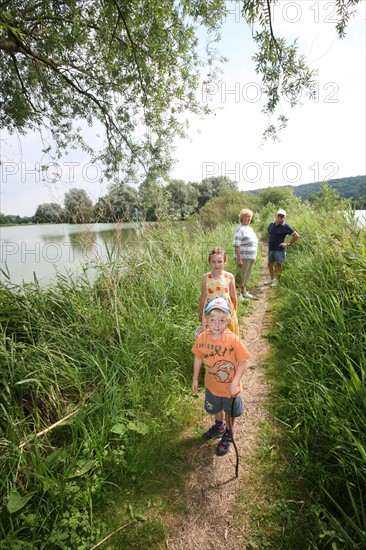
[204,388,244,418]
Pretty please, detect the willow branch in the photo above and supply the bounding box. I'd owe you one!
[111,0,147,101]
[265,0,284,65]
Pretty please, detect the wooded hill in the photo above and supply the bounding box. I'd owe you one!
[251,175,366,206]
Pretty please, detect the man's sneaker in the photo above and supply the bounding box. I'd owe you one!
[203,423,226,440]
[264,279,275,285]
[217,430,233,456]
[243,291,254,299]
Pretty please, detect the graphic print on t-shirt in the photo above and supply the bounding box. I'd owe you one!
[201,343,236,384]
[208,359,235,383]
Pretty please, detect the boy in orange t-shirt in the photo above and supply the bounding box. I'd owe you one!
[191,296,250,456]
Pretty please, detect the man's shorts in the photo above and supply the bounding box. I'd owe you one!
[268,249,286,264]
[204,388,244,418]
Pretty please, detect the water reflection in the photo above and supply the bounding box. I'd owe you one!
[0,223,138,286]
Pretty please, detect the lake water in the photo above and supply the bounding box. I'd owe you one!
[0,223,139,286]
[1,212,364,287]
[354,209,366,228]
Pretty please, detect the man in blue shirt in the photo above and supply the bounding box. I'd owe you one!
[265,209,299,286]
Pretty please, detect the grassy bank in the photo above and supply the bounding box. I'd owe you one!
[256,199,366,548]
[1,199,364,548]
[0,221,248,549]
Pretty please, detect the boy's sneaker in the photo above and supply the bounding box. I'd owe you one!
[203,423,226,440]
[264,279,275,285]
[243,291,254,299]
[217,430,233,456]
[271,279,279,286]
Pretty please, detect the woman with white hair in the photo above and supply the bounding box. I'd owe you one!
[233,208,258,300]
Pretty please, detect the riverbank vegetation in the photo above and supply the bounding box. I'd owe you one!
[0,187,365,548]
[262,190,366,548]
[1,175,364,225]
[0,221,247,548]
[233,187,366,548]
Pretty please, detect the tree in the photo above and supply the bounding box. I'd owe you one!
[258,186,295,209]
[94,196,112,223]
[0,0,226,180]
[196,189,259,229]
[63,188,93,223]
[0,0,361,176]
[33,203,64,224]
[95,183,139,222]
[165,179,199,219]
[139,178,170,221]
[0,213,10,225]
[241,0,362,138]
[194,176,238,209]
[308,181,345,212]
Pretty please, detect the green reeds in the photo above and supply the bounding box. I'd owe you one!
[0,220,236,548]
[269,204,366,547]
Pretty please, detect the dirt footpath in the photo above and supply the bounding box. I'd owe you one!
[167,270,272,550]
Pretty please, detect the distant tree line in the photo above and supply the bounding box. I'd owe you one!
[249,175,366,209]
[0,175,364,226]
[0,176,238,225]
[289,176,366,209]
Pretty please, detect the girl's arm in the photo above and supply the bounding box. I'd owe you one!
[230,360,246,397]
[192,356,203,394]
[199,274,207,322]
[229,273,237,310]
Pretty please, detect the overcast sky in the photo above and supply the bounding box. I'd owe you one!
[1,0,365,217]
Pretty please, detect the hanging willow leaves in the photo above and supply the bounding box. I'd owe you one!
[0,0,362,174]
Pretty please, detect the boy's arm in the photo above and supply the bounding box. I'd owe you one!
[230,360,247,397]
[192,356,203,394]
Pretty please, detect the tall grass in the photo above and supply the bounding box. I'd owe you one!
[3,201,363,547]
[0,220,237,548]
[267,201,366,548]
